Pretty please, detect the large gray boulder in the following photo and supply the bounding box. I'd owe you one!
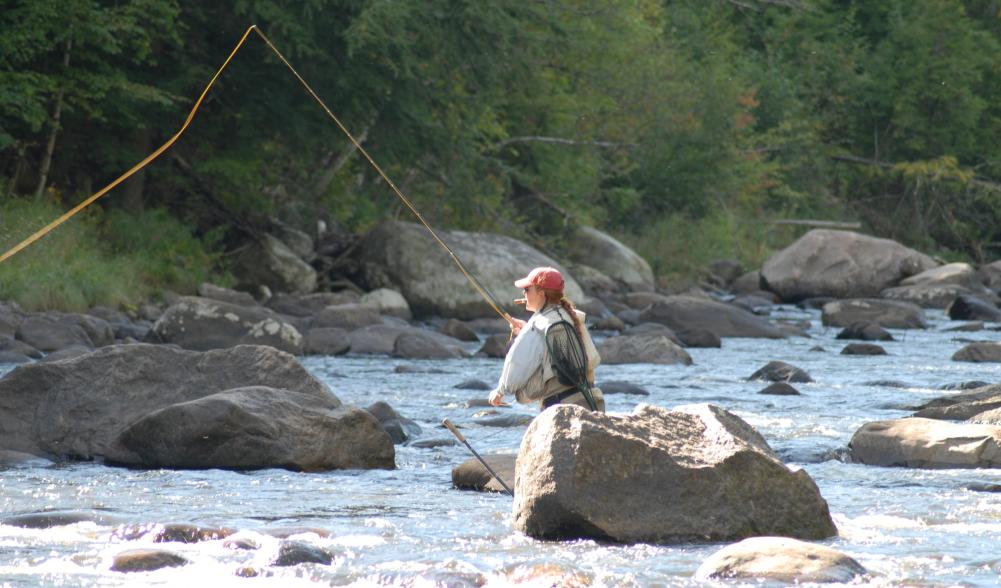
[638,295,785,339]
[696,537,867,583]
[597,335,692,365]
[848,418,1001,468]
[821,299,927,329]
[914,385,1001,421]
[152,296,303,354]
[564,227,654,292]
[899,262,982,290]
[0,344,393,470]
[232,233,317,295]
[109,386,393,471]
[761,230,937,301]
[353,221,582,319]
[512,404,837,543]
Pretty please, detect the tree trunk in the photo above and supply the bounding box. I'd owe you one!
[34,39,72,201]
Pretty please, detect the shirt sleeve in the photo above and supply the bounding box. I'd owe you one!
[496,319,545,397]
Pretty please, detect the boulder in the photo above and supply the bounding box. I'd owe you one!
[0,302,24,337]
[152,296,303,354]
[197,283,258,307]
[731,271,764,296]
[353,220,582,319]
[836,321,894,341]
[232,233,317,295]
[597,335,693,365]
[623,291,671,310]
[944,321,984,332]
[15,315,92,352]
[0,335,40,359]
[675,327,722,348]
[272,540,334,567]
[359,288,412,320]
[451,453,515,493]
[592,314,625,332]
[731,294,775,314]
[759,382,800,396]
[303,327,350,356]
[900,261,982,289]
[567,263,622,296]
[270,222,315,261]
[348,325,466,357]
[266,291,360,317]
[848,418,1001,468]
[841,343,887,355]
[454,379,491,390]
[880,284,976,309]
[439,319,479,342]
[821,299,927,329]
[952,342,1001,362]
[970,409,1001,425]
[0,344,391,470]
[761,229,937,301]
[477,333,510,358]
[977,260,1001,294]
[708,258,744,288]
[638,296,785,339]
[564,227,655,292]
[597,381,649,396]
[748,361,813,383]
[111,549,188,573]
[393,332,467,359]
[622,322,682,346]
[913,385,1001,421]
[946,295,1001,322]
[512,404,836,542]
[312,304,385,330]
[365,401,422,444]
[107,387,393,471]
[696,537,867,583]
[0,351,31,364]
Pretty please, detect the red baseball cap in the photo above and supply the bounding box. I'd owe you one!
[514,267,564,291]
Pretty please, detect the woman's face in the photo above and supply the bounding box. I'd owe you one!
[523,285,545,312]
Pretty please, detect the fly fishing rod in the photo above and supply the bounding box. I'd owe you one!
[442,418,513,496]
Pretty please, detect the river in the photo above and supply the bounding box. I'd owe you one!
[1,305,1000,586]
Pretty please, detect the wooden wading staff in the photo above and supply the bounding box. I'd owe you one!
[442,418,513,496]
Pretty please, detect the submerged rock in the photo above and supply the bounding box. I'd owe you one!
[696,537,867,583]
[748,361,813,383]
[366,401,422,444]
[111,549,188,573]
[953,342,1001,362]
[512,404,837,543]
[273,540,335,567]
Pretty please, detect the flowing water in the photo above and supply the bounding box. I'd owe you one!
[2,306,1001,586]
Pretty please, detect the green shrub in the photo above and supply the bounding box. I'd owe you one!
[0,196,223,311]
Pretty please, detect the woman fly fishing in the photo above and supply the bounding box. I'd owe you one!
[488,267,604,412]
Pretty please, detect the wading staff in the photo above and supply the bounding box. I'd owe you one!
[442,418,513,497]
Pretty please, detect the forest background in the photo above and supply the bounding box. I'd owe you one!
[3,0,1001,311]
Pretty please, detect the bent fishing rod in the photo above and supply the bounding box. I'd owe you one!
[0,25,516,328]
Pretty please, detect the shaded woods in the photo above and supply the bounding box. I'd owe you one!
[4,0,1001,308]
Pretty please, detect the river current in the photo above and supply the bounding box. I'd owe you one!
[2,305,1001,587]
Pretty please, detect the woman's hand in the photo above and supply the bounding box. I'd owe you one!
[488,389,505,406]
[508,317,526,337]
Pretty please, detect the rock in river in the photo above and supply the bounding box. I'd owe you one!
[696,537,867,583]
[848,418,1001,468]
[512,404,837,543]
[0,344,393,470]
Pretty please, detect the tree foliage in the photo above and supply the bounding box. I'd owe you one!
[3,0,1001,287]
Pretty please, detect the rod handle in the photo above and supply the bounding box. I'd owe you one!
[442,418,466,443]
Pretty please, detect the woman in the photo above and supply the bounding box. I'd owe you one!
[488,266,604,412]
